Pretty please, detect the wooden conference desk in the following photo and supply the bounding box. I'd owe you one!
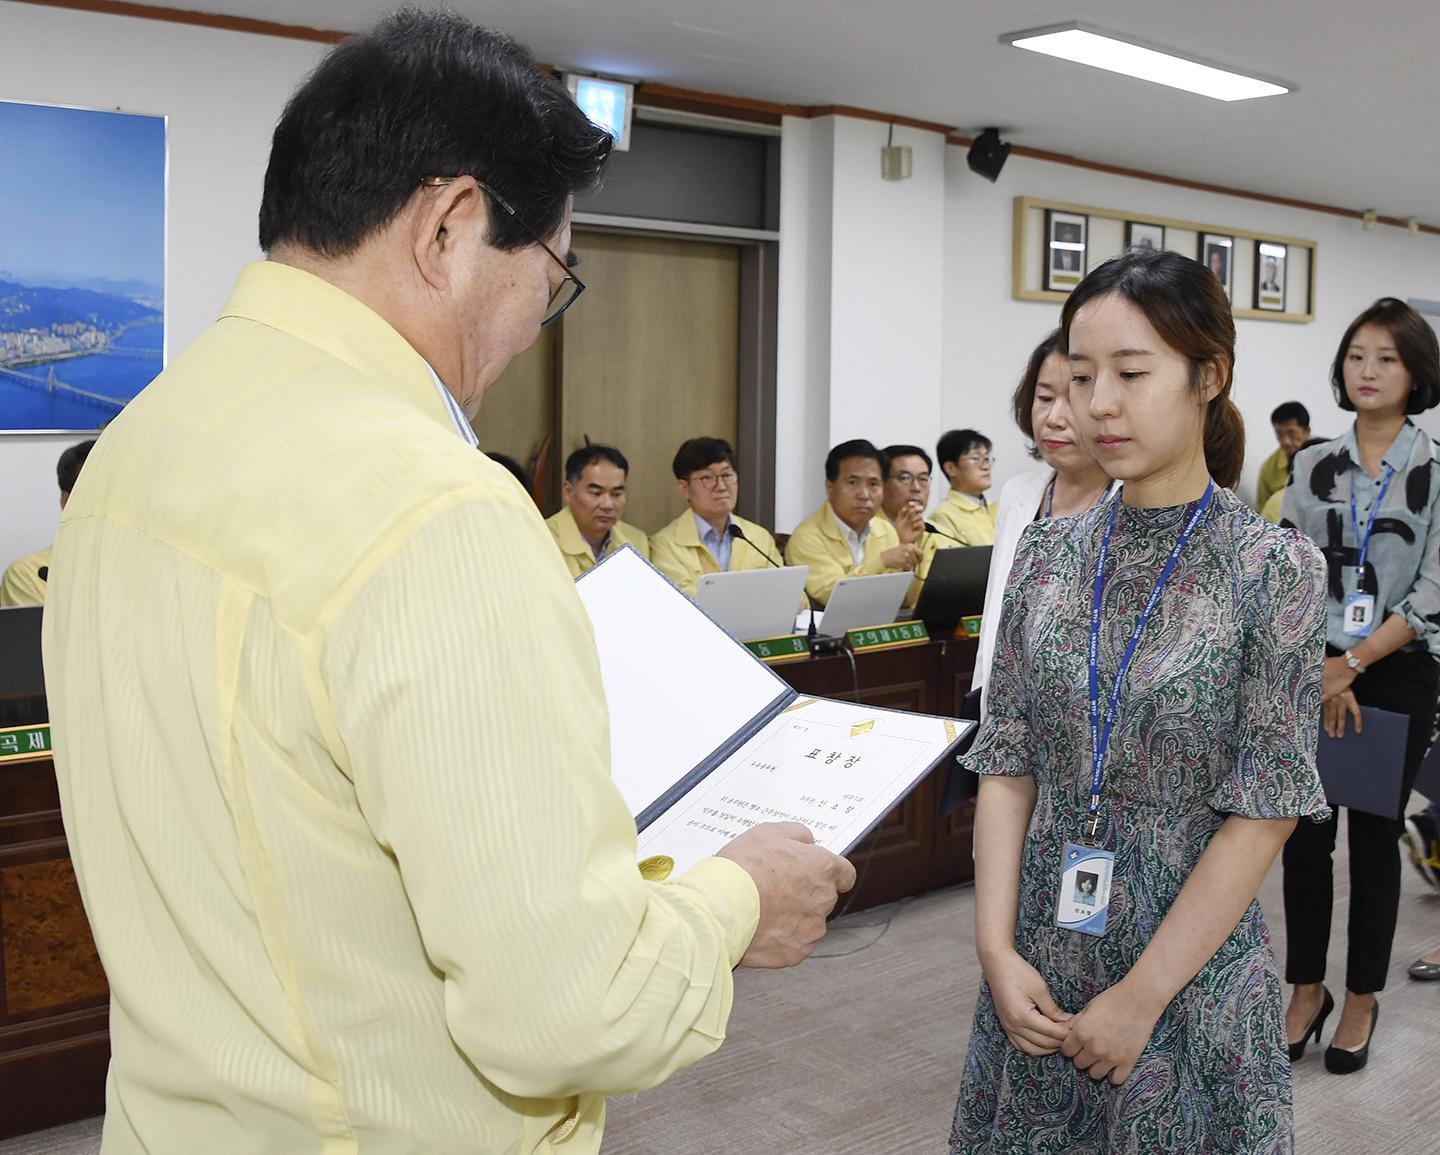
[776,637,979,913]
[0,638,977,1136]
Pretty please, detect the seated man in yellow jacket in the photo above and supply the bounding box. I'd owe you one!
[784,439,923,606]
[928,428,999,547]
[650,436,781,597]
[0,439,95,607]
[878,443,935,605]
[546,444,650,577]
[1256,401,1311,513]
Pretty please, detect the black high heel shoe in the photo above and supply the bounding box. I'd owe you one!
[1287,986,1334,1062]
[1324,1000,1378,1074]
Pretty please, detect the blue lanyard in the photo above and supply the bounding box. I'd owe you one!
[1086,480,1215,840]
[1349,465,1395,579]
[1043,477,1055,519]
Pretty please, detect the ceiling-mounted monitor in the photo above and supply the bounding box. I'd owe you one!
[565,74,634,151]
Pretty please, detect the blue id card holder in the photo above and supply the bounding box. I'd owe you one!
[1343,592,1375,637]
[1057,843,1114,937]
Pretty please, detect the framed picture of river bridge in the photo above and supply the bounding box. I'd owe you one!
[0,98,166,433]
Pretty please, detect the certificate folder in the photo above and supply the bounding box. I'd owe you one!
[574,546,973,869]
[1315,705,1410,819]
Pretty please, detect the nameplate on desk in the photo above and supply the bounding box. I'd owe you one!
[744,634,810,663]
[955,615,983,640]
[846,622,929,652]
[0,723,51,762]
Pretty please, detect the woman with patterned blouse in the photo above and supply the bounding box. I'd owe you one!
[950,249,1328,1155]
[1279,298,1440,1073]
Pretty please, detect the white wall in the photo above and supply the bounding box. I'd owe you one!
[0,3,324,564]
[775,114,947,531]
[942,149,1440,505]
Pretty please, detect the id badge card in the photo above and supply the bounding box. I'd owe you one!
[1343,592,1376,637]
[1057,842,1114,937]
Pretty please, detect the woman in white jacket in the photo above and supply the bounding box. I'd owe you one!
[973,330,1115,715]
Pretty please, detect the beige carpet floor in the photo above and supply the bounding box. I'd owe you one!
[7,809,1438,1155]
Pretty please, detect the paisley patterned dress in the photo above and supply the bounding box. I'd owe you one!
[950,486,1329,1155]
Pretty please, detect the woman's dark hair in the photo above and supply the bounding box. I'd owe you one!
[673,437,735,479]
[1329,298,1440,415]
[1059,248,1245,489]
[259,8,613,256]
[1012,329,1063,461]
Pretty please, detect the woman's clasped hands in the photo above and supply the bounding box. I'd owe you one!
[989,951,1161,1084]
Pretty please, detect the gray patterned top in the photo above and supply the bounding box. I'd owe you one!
[950,485,1327,1155]
[1279,419,1440,657]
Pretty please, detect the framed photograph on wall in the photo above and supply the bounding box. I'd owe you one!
[1198,233,1234,300]
[1126,221,1165,253]
[1255,241,1288,312]
[0,98,166,433]
[1045,210,1088,292]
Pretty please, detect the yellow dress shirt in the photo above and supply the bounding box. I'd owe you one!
[0,545,50,606]
[1256,446,1290,513]
[546,505,650,578]
[648,510,780,597]
[43,261,759,1155]
[783,502,903,606]
[927,489,998,547]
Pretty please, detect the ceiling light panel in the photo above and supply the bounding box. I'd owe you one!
[1002,24,1290,102]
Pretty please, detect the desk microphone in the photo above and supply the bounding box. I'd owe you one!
[728,523,841,655]
[924,521,967,546]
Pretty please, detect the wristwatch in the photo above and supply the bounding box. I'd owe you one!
[1343,649,1367,674]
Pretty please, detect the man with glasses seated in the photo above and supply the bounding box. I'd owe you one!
[928,429,999,547]
[783,438,923,607]
[877,444,933,606]
[649,437,779,597]
[547,444,649,577]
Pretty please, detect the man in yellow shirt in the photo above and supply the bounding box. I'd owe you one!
[650,437,782,596]
[0,439,94,607]
[42,14,852,1155]
[1256,401,1311,512]
[929,428,1000,546]
[878,444,934,605]
[784,439,923,606]
[546,444,650,577]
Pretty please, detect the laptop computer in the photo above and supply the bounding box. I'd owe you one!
[816,571,914,638]
[913,545,992,639]
[0,604,46,728]
[695,565,811,642]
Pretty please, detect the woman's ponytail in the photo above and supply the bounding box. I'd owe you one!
[1204,393,1245,490]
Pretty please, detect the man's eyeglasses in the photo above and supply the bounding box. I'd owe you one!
[422,177,584,326]
[960,453,994,467]
[892,471,930,486]
[688,469,738,491]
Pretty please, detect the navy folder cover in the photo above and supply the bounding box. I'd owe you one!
[1315,705,1410,819]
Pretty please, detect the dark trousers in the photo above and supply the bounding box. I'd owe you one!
[1282,646,1440,994]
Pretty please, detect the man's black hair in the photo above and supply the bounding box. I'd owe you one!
[881,444,932,478]
[672,437,735,480]
[259,8,613,256]
[935,429,991,468]
[565,445,628,486]
[1270,401,1310,428]
[58,440,96,495]
[825,439,883,482]
[486,452,530,491]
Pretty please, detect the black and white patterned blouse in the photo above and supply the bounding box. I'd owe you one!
[1280,419,1440,657]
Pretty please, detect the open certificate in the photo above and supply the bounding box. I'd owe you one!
[637,697,965,873]
[573,546,973,870]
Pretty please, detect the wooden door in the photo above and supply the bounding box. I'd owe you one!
[557,231,740,533]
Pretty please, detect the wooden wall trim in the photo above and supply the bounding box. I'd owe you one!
[12,0,1436,235]
[10,0,346,42]
[949,133,1440,237]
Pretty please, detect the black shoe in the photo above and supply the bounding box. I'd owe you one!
[1287,986,1334,1062]
[1408,957,1440,981]
[1324,1000,1378,1074]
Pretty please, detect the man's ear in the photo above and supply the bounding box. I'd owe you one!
[675,478,690,499]
[413,177,488,291]
[561,479,574,506]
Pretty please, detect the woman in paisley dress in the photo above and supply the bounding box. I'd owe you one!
[950,248,1329,1155]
